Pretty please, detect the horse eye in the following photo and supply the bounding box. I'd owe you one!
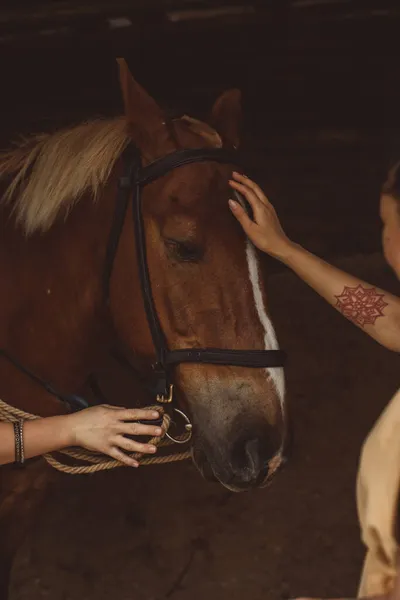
[165,239,203,262]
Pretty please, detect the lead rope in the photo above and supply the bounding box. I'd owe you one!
[0,398,191,475]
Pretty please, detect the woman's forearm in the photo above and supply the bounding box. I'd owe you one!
[228,173,400,350]
[0,405,164,468]
[0,417,72,465]
[281,242,400,351]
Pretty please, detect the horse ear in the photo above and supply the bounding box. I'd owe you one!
[209,89,242,149]
[116,58,166,154]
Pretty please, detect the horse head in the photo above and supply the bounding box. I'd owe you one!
[109,60,288,491]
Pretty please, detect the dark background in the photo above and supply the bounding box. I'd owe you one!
[2,3,400,599]
[2,0,400,261]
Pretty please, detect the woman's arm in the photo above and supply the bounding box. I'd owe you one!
[278,243,400,351]
[0,405,162,468]
[229,172,400,352]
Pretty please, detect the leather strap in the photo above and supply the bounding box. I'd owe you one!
[0,349,88,412]
[165,348,286,368]
[138,147,240,186]
[103,144,140,306]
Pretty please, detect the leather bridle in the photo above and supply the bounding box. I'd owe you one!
[103,144,286,406]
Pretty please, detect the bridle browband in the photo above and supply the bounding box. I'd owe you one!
[0,143,286,422]
[103,143,286,404]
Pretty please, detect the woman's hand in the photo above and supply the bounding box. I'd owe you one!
[65,405,163,467]
[228,171,294,260]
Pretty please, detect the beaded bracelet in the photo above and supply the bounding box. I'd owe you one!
[13,419,25,465]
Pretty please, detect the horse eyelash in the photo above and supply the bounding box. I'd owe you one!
[165,239,203,262]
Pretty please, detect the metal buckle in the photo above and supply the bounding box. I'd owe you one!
[166,408,193,445]
[155,384,192,444]
[156,383,174,404]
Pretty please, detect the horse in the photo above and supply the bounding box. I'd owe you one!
[0,59,288,599]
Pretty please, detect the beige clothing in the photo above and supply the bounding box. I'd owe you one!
[357,388,400,597]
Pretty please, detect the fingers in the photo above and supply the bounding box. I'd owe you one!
[114,435,157,455]
[120,422,163,438]
[106,429,162,467]
[228,198,256,233]
[107,446,140,468]
[231,171,270,205]
[229,179,269,217]
[115,408,160,422]
[229,179,267,228]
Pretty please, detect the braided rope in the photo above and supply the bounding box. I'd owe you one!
[0,398,191,474]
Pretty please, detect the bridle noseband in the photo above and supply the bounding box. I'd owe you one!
[103,144,286,407]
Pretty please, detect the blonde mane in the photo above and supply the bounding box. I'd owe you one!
[0,117,130,235]
[0,114,222,236]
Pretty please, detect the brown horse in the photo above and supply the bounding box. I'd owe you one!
[0,60,287,598]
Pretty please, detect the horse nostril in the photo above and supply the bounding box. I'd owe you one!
[244,438,262,478]
[229,427,281,486]
[230,436,268,483]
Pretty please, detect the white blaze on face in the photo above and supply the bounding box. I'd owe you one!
[245,240,285,411]
[233,189,285,409]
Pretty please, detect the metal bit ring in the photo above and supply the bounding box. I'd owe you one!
[166,408,193,445]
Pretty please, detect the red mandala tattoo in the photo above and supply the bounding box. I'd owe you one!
[334,285,388,327]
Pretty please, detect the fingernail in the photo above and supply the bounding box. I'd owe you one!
[229,199,238,209]
[149,445,157,453]
[152,411,159,418]
[133,462,139,468]
[155,428,162,436]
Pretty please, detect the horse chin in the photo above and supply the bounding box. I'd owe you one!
[191,446,219,483]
